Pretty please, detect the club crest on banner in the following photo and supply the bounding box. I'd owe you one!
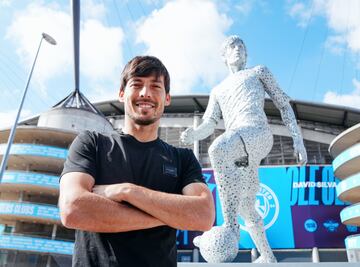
[239,183,280,231]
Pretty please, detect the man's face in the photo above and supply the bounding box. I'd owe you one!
[225,41,246,69]
[119,75,171,126]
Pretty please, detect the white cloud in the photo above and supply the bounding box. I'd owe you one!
[0,109,32,130]
[288,2,310,27]
[287,0,327,27]
[87,85,119,104]
[288,0,360,107]
[6,2,124,96]
[0,0,11,7]
[6,3,71,96]
[136,0,232,94]
[235,0,268,17]
[236,0,255,16]
[323,78,360,109]
[81,19,123,82]
[324,35,347,55]
[288,0,360,54]
[82,0,106,20]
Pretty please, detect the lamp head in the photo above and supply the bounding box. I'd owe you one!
[42,33,57,45]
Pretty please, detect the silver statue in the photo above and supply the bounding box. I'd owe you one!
[181,35,307,263]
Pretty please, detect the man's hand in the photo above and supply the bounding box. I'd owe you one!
[93,183,133,202]
[180,127,195,145]
[293,140,307,165]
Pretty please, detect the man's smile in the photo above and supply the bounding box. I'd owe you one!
[135,101,156,110]
[135,102,155,108]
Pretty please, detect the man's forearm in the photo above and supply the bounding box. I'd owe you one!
[60,190,164,233]
[121,184,214,231]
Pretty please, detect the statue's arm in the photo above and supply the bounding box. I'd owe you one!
[181,92,220,144]
[257,65,307,164]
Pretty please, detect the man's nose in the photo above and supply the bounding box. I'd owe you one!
[139,85,151,98]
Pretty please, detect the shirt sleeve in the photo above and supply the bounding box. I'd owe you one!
[60,130,97,180]
[179,149,206,189]
[202,89,222,123]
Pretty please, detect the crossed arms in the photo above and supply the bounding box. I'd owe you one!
[59,172,215,233]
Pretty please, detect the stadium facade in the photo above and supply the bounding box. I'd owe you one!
[1,95,360,266]
[329,123,360,262]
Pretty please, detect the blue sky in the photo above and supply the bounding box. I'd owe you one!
[0,0,359,129]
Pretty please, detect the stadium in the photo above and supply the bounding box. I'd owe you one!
[1,1,360,266]
[0,93,360,266]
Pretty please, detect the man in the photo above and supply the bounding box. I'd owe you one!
[59,56,215,267]
[181,36,307,263]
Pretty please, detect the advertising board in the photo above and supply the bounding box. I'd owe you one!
[176,166,359,249]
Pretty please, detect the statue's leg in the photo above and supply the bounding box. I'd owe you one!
[208,130,249,231]
[209,128,276,263]
[192,131,248,263]
[196,129,275,263]
[237,165,277,263]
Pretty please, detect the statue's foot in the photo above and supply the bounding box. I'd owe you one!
[253,255,277,263]
[193,226,239,263]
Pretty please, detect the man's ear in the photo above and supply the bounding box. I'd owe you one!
[119,90,125,102]
[165,93,171,106]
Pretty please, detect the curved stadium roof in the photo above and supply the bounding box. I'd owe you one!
[20,95,360,128]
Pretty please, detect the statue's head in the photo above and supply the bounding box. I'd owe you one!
[221,35,247,70]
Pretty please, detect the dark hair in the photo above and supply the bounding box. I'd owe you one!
[120,56,170,93]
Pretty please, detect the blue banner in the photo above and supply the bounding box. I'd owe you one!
[0,144,68,159]
[0,234,73,255]
[176,165,359,249]
[2,171,59,188]
[0,202,60,221]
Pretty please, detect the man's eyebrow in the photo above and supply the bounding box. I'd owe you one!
[129,78,143,83]
[151,79,163,84]
[129,77,161,82]
[128,77,163,86]
[149,76,164,83]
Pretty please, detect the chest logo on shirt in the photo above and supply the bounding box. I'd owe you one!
[163,163,177,177]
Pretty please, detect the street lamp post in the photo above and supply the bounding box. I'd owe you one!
[0,33,57,182]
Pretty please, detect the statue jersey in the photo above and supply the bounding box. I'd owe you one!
[203,65,291,131]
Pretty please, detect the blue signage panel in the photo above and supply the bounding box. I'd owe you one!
[0,234,73,255]
[2,171,59,188]
[288,166,353,248]
[0,144,68,159]
[237,167,294,249]
[0,202,60,221]
[176,166,359,249]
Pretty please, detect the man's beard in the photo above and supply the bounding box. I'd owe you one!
[127,112,159,126]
